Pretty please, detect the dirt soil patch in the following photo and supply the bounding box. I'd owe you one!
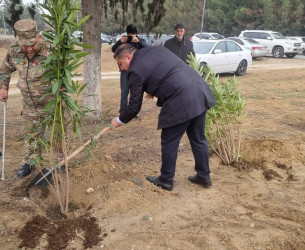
[0,37,305,249]
[19,214,101,249]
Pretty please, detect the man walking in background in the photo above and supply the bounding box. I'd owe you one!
[111,44,216,191]
[112,24,147,116]
[164,23,195,64]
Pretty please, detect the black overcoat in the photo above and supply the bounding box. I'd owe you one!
[163,36,195,63]
[119,46,216,129]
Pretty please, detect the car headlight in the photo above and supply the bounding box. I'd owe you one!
[285,42,294,47]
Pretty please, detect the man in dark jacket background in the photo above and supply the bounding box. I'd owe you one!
[163,23,195,63]
[112,24,147,116]
[111,44,216,191]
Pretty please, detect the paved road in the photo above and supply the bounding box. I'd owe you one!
[265,54,305,60]
[295,54,305,60]
[7,71,120,95]
[7,56,305,96]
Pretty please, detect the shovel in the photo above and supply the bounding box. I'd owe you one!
[27,126,112,188]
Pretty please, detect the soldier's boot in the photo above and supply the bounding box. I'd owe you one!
[17,163,35,177]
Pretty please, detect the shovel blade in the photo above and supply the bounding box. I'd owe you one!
[27,168,54,189]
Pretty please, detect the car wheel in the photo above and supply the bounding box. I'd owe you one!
[272,46,284,58]
[285,53,296,58]
[235,60,247,76]
[302,49,305,56]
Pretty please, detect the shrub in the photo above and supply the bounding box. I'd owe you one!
[187,54,246,165]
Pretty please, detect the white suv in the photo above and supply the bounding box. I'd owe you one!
[239,30,301,58]
[286,36,305,55]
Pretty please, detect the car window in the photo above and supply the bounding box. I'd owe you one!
[214,41,226,53]
[211,34,225,39]
[229,38,243,45]
[244,38,259,44]
[259,33,271,39]
[271,32,286,39]
[196,34,211,39]
[227,41,242,52]
[243,32,255,39]
[193,42,216,54]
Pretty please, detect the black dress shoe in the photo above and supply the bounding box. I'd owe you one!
[188,175,211,188]
[146,176,173,191]
[17,163,35,177]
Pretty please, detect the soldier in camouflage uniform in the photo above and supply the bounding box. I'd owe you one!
[0,19,53,177]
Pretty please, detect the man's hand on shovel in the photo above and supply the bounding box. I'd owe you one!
[28,125,114,188]
[111,117,122,128]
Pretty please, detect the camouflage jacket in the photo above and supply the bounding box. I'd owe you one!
[0,40,51,109]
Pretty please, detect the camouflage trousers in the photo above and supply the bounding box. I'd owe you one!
[22,106,64,166]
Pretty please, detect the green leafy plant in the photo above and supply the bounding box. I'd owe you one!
[37,0,92,213]
[187,54,246,165]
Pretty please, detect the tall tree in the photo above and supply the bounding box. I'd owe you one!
[81,0,103,117]
[81,0,166,117]
[4,0,24,36]
[27,3,36,20]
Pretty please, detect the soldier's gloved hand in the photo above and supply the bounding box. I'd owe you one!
[0,89,8,102]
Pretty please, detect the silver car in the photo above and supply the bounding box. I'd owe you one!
[228,37,268,58]
[101,33,112,44]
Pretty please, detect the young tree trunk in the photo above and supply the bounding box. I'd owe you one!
[81,0,103,117]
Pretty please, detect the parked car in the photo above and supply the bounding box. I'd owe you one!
[227,37,268,58]
[101,33,112,44]
[110,35,117,44]
[152,34,174,46]
[286,36,305,55]
[115,33,123,42]
[239,30,301,58]
[72,30,83,42]
[191,32,225,41]
[193,39,252,76]
[137,33,156,46]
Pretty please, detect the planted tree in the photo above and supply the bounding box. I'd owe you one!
[38,0,91,214]
[187,54,246,165]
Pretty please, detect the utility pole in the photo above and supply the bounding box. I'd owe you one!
[200,0,207,33]
[1,5,6,35]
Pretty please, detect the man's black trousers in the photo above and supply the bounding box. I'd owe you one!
[160,111,210,184]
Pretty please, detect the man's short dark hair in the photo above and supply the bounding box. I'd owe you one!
[126,24,138,34]
[174,23,184,30]
[113,44,136,59]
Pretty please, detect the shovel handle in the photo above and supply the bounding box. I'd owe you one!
[58,126,112,166]
[32,126,113,187]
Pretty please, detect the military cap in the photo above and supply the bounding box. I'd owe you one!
[14,19,38,46]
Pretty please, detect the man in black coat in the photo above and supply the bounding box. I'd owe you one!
[111,44,216,191]
[163,23,195,63]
